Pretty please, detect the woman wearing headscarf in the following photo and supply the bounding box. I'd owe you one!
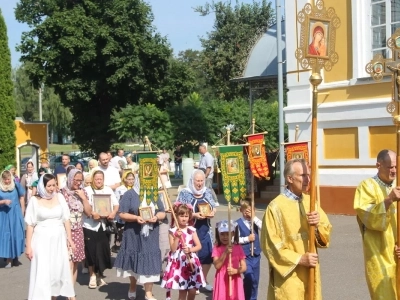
[83,170,119,288]
[31,168,48,197]
[75,161,88,177]
[0,170,25,268]
[61,169,92,288]
[126,153,139,173]
[5,164,20,183]
[177,169,217,292]
[20,160,38,204]
[88,159,98,174]
[25,173,75,300]
[114,176,166,300]
[113,171,135,253]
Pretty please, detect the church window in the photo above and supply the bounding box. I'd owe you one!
[371,0,400,58]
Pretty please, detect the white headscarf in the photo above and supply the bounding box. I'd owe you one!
[185,169,207,196]
[37,174,56,199]
[0,170,15,192]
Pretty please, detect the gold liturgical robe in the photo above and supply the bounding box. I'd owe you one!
[261,194,332,300]
[354,177,398,300]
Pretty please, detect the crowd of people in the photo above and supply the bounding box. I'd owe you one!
[1,146,400,299]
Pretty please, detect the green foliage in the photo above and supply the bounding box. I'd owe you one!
[111,104,174,150]
[110,96,284,155]
[13,63,72,139]
[0,9,16,168]
[195,0,275,100]
[15,0,194,153]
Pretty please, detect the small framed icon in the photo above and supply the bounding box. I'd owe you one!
[93,194,112,217]
[139,206,154,221]
[197,203,212,217]
[158,190,170,212]
[56,173,67,189]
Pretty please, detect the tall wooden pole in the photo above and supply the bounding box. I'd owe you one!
[250,118,255,256]
[396,112,400,300]
[307,69,322,300]
[226,129,232,297]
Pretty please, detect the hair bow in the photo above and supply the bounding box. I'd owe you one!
[174,201,193,210]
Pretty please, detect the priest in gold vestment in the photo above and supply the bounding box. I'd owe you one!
[261,159,332,300]
[354,149,400,300]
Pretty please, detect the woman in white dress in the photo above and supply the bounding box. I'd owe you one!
[25,174,75,300]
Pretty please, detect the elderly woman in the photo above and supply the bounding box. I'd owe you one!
[88,159,98,174]
[83,170,119,288]
[0,170,25,268]
[177,169,217,292]
[20,160,38,204]
[61,169,92,287]
[25,174,75,300]
[114,178,166,300]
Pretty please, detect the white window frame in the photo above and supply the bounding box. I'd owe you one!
[352,0,400,80]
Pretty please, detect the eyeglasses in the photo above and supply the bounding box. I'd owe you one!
[73,179,83,183]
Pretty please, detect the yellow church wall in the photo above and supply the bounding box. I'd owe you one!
[323,127,359,159]
[322,0,352,83]
[15,119,48,154]
[369,126,396,158]
[318,81,392,104]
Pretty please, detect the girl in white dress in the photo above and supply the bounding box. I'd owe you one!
[25,174,75,300]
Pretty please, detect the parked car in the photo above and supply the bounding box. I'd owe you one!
[49,155,87,171]
[69,151,95,161]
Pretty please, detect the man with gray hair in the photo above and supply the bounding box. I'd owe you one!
[261,158,332,299]
[198,144,219,207]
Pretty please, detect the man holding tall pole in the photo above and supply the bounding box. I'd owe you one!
[260,158,332,300]
[354,149,400,299]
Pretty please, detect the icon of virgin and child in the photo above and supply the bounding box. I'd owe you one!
[308,21,328,57]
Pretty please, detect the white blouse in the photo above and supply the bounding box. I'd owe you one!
[82,186,119,232]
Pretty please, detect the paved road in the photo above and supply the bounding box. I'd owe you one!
[0,183,369,300]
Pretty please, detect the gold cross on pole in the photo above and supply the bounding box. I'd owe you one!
[365,26,400,300]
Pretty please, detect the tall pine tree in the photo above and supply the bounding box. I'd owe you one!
[0,9,16,168]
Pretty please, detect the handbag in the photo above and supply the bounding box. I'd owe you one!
[105,219,117,234]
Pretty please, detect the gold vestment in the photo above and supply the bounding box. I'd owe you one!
[354,177,398,300]
[261,194,332,300]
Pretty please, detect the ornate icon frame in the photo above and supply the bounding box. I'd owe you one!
[295,0,341,71]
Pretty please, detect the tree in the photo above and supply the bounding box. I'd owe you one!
[195,0,275,100]
[15,0,175,153]
[0,9,16,168]
[177,49,215,100]
[110,103,174,150]
[12,63,72,143]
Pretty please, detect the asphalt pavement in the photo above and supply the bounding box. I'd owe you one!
[0,180,369,300]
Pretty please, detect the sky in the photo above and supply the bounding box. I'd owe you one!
[0,0,272,67]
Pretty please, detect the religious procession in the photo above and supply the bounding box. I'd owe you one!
[2,0,400,299]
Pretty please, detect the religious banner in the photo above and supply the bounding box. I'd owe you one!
[219,145,246,203]
[138,152,159,205]
[246,134,269,179]
[285,142,309,164]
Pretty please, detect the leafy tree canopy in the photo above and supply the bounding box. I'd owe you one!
[15,0,193,153]
[195,0,275,100]
[0,9,16,168]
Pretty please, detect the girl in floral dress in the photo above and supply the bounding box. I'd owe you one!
[61,169,92,288]
[161,203,206,300]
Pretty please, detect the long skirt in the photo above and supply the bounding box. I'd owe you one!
[83,226,111,275]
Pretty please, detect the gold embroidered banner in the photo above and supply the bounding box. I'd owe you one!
[219,145,246,203]
[247,134,269,179]
[285,142,309,164]
[138,152,159,205]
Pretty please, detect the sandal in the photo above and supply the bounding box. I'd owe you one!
[88,275,97,289]
[128,291,136,300]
